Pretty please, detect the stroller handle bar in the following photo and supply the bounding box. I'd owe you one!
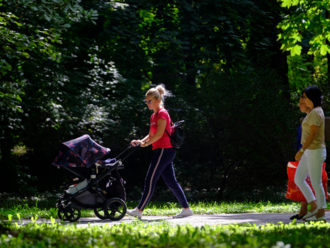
[93,143,140,169]
[114,143,140,162]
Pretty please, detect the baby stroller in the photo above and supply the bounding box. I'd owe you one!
[52,134,138,222]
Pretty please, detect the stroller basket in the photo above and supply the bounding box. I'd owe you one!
[66,180,88,194]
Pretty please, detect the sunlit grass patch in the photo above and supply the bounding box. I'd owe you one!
[1,200,329,220]
[1,218,330,247]
[127,200,324,216]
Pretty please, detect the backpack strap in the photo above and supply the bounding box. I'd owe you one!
[165,129,171,138]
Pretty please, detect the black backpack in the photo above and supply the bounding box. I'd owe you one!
[106,170,126,202]
[165,120,185,149]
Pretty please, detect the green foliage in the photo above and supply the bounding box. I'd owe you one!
[0,0,98,112]
[278,0,330,56]
[0,11,61,111]
[170,69,296,200]
[6,0,98,26]
[0,0,100,192]
[0,0,299,199]
[287,54,328,93]
[102,0,276,85]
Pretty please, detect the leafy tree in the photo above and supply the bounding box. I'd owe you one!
[0,11,61,112]
[116,0,275,84]
[277,0,330,91]
[0,0,304,201]
[0,0,98,192]
[278,0,330,56]
[0,0,149,193]
[0,0,97,111]
[166,69,296,200]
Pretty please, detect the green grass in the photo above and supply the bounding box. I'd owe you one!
[1,200,330,220]
[1,218,330,247]
[1,200,330,247]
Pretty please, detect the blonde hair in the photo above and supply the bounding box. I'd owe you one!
[146,84,172,107]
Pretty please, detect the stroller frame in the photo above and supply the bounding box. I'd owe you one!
[56,144,139,222]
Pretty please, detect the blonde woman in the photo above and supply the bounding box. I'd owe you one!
[294,85,327,222]
[126,85,193,219]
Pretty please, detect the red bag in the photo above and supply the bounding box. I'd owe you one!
[286,161,328,202]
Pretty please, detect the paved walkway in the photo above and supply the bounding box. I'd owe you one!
[14,212,330,227]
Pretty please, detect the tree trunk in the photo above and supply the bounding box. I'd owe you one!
[269,2,290,101]
[0,111,18,192]
[180,0,196,87]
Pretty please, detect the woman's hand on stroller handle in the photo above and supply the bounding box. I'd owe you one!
[130,140,142,147]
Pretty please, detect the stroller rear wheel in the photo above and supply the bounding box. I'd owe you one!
[58,207,81,222]
[104,198,126,221]
[94,207,108,220]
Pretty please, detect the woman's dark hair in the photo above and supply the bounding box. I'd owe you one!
[302,85,323,107]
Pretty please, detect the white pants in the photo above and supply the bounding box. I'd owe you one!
[294,148,327,209]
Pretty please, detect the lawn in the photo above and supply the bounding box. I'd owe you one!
[1,218,330,247]
[1,200,330,247]
[2,199,328,220]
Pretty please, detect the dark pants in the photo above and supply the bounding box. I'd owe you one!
[138,148,189,211]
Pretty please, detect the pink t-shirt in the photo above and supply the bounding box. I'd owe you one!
[150,108,173,150]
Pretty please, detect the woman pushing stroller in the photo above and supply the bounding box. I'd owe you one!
[126,85,193,219]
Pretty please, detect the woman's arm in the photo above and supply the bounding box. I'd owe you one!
[140,119,166,147]
[140,134,150,143]
[131,134,150,146]
[295,125,319,161]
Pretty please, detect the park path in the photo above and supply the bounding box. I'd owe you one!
[14,212,330,227]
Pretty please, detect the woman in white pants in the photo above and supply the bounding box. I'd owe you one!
[294,85,327,222]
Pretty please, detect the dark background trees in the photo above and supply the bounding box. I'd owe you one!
[1,0,329,201]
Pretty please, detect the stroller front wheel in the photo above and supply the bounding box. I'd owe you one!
[104,198,126,221]
[58,207,81,222]
[94,207,108,220]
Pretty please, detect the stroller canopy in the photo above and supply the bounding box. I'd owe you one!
[52,135,110,168]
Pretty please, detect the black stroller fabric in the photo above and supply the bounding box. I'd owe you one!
[52,135,110,168]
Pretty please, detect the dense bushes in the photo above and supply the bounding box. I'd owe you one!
[1,0,329,201]
[161,70,297,201]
